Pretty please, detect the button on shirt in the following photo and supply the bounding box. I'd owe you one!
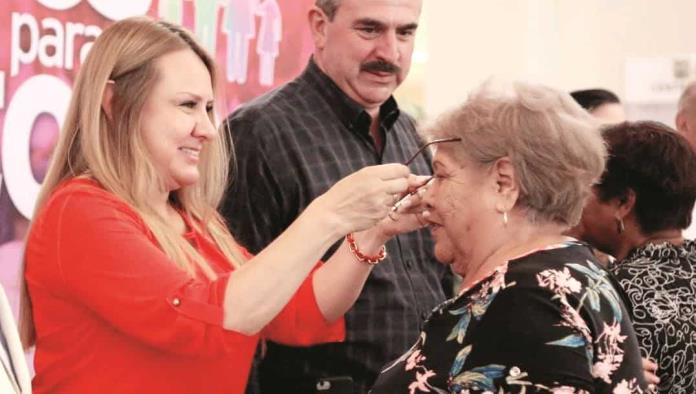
[222,58,452,391]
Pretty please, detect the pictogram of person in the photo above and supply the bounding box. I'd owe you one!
[222,0,259,84]
[255,0,281,86]
[158,0,184,25]
[190,0,224,54]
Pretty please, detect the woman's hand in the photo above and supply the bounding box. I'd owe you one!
[374,175,432,241]
[308,164,412,237]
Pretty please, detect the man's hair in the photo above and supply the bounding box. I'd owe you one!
[570,89,621,112]
[316,0,341,20]
[597,121,696,234]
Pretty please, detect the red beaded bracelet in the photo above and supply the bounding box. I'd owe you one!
[346,233,387,265]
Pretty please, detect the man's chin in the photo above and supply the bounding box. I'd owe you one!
[433,249,455,265]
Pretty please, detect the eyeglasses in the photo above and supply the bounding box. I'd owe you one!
[391,137,462,215]
[403,137,462,166]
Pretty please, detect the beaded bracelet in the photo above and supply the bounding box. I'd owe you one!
[345,233,387,265]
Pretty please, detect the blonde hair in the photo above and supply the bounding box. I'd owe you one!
[20,17,244,347]
[423,80,607,226]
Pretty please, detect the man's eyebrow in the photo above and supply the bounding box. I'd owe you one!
[353,18,386,27]
[397,23,419,31]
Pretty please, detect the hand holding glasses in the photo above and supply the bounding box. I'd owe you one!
[389,137,462,220]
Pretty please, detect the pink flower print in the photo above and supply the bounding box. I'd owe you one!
[408,369,437,394]
[612,378,643,394]
[537,267,583,297]
[550,386,581,393]
[592,320,628,384]
[603,321,627,344]
[406,349,426,371]
[559,301,592,344]
[488,265,510,293]
[592,359,616,384]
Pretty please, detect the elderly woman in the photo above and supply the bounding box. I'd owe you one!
[370,82,647,393]
[577,121,696,393]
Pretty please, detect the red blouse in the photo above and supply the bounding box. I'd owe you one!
[24,178,344,393]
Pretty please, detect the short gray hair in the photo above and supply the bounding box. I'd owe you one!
[423,81,607,227]
[316,0,341,20]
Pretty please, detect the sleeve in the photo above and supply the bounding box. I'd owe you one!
[220,110,292,253]
[456,284,597,392]
[261,263,345,346]
[49,189,254,357]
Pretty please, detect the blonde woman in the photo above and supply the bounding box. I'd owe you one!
[20,17,425,393]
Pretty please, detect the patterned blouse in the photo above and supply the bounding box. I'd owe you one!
[370,241,647,393]
[609,240,696,394]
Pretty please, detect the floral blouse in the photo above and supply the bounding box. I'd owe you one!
[609,240,696,394]
[370,241,647,393]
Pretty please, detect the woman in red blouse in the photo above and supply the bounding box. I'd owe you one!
[19,17,426,393]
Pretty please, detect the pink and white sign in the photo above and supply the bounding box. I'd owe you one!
[0,0,315,318]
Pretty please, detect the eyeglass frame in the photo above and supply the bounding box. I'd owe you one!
[390,137,462,214]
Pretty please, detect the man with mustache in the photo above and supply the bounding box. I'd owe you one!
[221,0,451,392]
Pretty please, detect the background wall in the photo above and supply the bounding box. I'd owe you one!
[418,0,696,122]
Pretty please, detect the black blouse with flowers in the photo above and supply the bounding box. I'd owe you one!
[610,240,696,394]
[370,241,647,393]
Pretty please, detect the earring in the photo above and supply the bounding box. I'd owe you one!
[502,211,508,226]
[616,218,625,234]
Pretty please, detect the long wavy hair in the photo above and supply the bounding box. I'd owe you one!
[19,17,244,347]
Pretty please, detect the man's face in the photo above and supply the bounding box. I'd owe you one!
[312,0,422,111]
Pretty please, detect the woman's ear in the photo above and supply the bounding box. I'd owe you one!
[102,80,115,120]
[492,157,519,213]
[615,188,636,220]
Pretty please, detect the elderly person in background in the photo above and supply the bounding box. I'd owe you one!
[570,88,626,124]
[676,81,696,150]
[576,121,696,394]
[370,82,647,393]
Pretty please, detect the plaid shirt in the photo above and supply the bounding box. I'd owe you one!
[221,58,451,393]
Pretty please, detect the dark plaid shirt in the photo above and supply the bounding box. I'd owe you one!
[221,58,451,393]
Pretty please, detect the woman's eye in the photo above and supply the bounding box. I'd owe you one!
[181,101,197,109]
[206,104,214,113]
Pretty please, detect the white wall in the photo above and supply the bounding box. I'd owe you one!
[422,0,696,120]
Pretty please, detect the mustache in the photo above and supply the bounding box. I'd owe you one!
[360,60,401,75]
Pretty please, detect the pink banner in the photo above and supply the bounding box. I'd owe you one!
[0,0,314,317]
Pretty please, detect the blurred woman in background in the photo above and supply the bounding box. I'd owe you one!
[577,121,696,393]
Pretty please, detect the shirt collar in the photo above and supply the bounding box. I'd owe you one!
[301,57,401,136]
